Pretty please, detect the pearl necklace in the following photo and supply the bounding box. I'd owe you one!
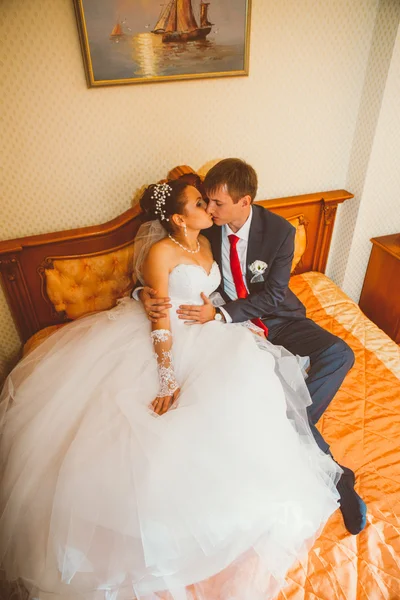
[168,234,200,254]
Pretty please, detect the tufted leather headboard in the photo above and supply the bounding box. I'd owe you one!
[42,243,136,321]
[0,165,353,344]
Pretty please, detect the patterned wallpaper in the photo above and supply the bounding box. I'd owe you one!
[0,0,390,382]
[342,20,400,301]
[328,0,400,299]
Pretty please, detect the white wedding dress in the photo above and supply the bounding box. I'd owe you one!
[0,261,341,600]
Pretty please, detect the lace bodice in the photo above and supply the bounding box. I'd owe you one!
[168,261,221,306]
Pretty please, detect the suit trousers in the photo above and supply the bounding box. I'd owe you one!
[266,316,355,454]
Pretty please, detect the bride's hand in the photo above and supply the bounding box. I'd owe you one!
[151,388,180,415]
[242,321,266,339]
[252,329,266,339]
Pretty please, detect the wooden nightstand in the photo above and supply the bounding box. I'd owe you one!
[359,233,400,343]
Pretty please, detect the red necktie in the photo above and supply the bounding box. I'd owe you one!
[228,234,268,337]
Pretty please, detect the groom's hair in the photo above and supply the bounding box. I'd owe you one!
[203,158,258,203]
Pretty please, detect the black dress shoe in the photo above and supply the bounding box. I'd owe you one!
[336,468,367,535]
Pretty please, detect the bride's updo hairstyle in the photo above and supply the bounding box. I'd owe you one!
[140,179,191,235]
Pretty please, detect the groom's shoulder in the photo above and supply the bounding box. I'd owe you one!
[253,203,295,235]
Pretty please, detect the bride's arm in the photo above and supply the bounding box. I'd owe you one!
[142,243,180,415]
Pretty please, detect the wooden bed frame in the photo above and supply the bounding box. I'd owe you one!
[0,178,353,345]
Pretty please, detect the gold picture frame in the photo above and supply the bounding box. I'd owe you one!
[73,0,252,87]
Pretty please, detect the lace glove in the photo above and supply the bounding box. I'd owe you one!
[150,329,179,398]
[241,321,265,336]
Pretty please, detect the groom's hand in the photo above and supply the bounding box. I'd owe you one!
[140,287,172,323]
[177,292,216,324]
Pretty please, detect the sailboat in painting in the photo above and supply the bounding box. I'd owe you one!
[110,22,124,39]
[152,0,212,42]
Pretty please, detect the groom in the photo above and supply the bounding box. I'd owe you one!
[140,158,367,535]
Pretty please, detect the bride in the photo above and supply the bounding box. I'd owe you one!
[0,179,342,600]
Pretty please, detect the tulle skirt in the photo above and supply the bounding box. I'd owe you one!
[0,299,341,600]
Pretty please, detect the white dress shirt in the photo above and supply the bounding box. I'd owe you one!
[219,207,253,323]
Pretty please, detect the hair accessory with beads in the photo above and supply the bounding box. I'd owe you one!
[151,183,172,221]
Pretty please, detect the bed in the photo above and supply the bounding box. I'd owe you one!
[0,165,399,600]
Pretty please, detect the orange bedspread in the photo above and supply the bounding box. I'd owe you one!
[277,272,400,600]
[10,272,400,600]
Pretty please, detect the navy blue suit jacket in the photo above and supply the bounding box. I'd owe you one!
[203,204,306,323]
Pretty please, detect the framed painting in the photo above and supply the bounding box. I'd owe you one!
[73,0,252,87]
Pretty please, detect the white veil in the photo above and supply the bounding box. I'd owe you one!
[133,220,167,284]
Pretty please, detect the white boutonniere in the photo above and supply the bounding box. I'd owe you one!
[249,260,268,283]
